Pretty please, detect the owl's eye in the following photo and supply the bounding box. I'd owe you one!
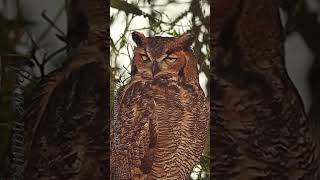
[141,55,151,63]
[165,57,177,64]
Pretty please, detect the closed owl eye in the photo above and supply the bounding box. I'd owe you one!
[165,57,177,64]
[141,55,151,63]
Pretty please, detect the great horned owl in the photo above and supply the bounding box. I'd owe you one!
[23,0,108,179]
[211,0,320,179]
[111,32,209,179]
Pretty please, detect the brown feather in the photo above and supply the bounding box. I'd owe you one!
[24,0,109,178]
[111,32,209,179]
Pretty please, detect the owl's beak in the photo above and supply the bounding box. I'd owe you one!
[152,62,160,76]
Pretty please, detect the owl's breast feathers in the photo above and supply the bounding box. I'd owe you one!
[24,47,108,179]
[111,79,209,179]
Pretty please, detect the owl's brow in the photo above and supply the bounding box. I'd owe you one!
[166,46,187,55]
[166,54,178,59]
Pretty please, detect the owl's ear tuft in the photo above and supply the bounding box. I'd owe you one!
[132,31,146,46]
[178,33,194,47]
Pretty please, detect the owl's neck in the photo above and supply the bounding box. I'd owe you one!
[133,73,180,82]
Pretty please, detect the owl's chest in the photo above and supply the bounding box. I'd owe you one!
[150,82,190,110]
[149,81,197,131]
[150,81,198,106]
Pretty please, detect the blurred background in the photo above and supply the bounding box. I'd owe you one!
[0,0,67,178]
[0,0,319,179]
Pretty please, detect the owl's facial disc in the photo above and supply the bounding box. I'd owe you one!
[151,51,185,81]
[164,54,178,64]
[141,54,151,64]
[131,32,195,81]
[141,50,161,76]
[152,62,160,76]
[148,53,180,77]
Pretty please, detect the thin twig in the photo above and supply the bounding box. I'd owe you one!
[37,5,66,44]
[40,10,66,37]
[43,45,67,65]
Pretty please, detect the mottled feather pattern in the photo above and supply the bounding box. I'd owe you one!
[24,47,108,179]
[111,32,209,179]
[150,80,208,179]
[211,0,320,179]
[23,0,109,179]
[111,81,155,180]
[111,79,208,179]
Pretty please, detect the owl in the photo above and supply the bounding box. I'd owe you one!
[111,32,209,179]
[211,0,320,179]
[23,0,109,179]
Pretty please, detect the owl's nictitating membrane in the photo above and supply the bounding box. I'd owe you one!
[111,32,209,180]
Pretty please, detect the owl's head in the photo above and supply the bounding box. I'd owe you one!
[131,31,199,83]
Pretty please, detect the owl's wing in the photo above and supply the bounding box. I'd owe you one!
[24,47,108,179]
[111,81,157,179]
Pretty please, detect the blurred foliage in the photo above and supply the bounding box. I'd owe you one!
[111,0,209,179]
[293,2,320,129]
[280,0,320,129]
[0,0,31,176]
[0,0,67,177]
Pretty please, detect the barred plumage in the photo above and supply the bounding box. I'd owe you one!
[111,32,209,179]
[23,0,109,178]
[211,0,320,179]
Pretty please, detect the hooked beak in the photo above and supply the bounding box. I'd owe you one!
[152,62,160,76]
